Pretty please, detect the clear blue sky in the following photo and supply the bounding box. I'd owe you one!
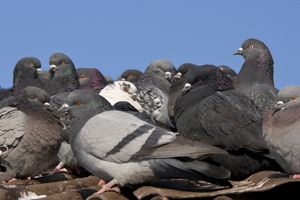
[1,1,299,90]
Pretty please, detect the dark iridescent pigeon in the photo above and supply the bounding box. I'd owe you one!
[76,68,106,93]
[59,89,231,194]
[0,57,44,109]
[0,86,62,182]
[174,65,282,180]
[233,38,278,114]
[263,85,300,177]
[44,53,80,111]
[168,63,198,127]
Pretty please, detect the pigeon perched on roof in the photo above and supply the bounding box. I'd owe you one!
[168,63,198,127]
[0,86,62,182]
[263,85,300,177]
[100,81,143,112]
[233,38,278,114]
[76,68,106,93]
[138,59,177,94]
[117,69,143,83]
[59,89,231,193]
[174,65,281,180]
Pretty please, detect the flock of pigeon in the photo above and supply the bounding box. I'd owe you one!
[0,38,299,194]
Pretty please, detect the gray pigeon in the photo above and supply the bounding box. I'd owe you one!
[138,59,177,94]
[174,65,282,180]
[117,69,143,83]
[0,86,62,182]
[263,85,300,177]
[233,38,279,114]
[59,89,232,194]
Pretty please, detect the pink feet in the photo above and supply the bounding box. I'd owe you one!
[95,179,120,194]
[98,179,106,185]
[292,174,300,178]
[48,162,68,175]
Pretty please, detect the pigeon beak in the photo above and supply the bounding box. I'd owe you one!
[58,103,70,113]
[174,72,182,79]
[276,101,284,107]
[132,94,140,101]
[233,47,243,55]
[165,71,172,79]
[49,65,57,71]
[182,83,192,92]
[44,102,51,110]
[36,68,42,74]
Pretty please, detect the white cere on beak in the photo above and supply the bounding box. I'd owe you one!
[165,71,171,79]
[62,103,69,108]
[276,101,284,107]
[36,68,42,74]
[182,83,192,91]
[50,65,57,70]
[238,47,243,51]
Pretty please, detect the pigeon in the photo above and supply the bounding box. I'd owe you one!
[233,38,279,114]
[100,81,143,112]
[44,53,80,96]
[44,53,80,111]
[59,89,232,194]
[0,86,62,182]
[117,69,143,83]
[76,68,106,93]
[0,57,44,108]
[263,85,300,177]
[168,63,198,127]
[138,59,177,94]
[134,82,174,129]
[174,65,281,180]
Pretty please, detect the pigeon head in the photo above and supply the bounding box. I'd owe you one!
[11,86,50,110]
[274,85,300,111]
[76,68,106,92]
[184,65,234,93]
[144,59,177,81]
[61,90,114,123]
[119,69,143,83]
[12,57,42,92]
[45,53,80,95]
[233,38,272,61]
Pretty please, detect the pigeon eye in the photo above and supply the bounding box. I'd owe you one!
[128,75,132,78]
[80,75,85,79]
[197,78,202,82]
[76,101,81,105]
[158,67,162,71]
[61,61,65,65]
[249,45,254,49]
[124,88,129,92]
[34,97,39,101]
[291,97,297,101]
[30,63,35,68]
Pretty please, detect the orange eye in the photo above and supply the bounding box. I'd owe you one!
[80,75,85,79]
[292,97,297,100]
[61,61,65,65]
[124,88,129,92]
[30,63,35,67]
[197,78,202,82]
[34,97,39,101]
[76,101,81,105]
[158,67,162,71]
[249,45,254,49]
[128,75,132,78]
